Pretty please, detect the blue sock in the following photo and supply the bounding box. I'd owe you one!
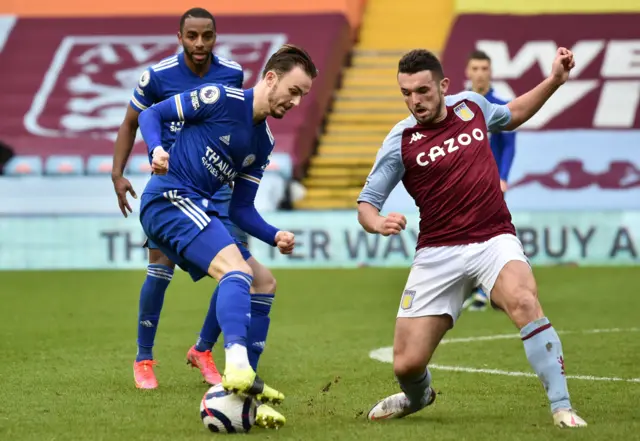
[520,317,571,412]
[248,294,275,371]
[136,264,173,362]
[195,286,221,352]
[216,271,253,348]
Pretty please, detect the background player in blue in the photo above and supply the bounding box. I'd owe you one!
[138,44,317,428]
[110,7,278,391]
[463,49,517,311]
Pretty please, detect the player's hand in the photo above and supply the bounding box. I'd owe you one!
[549,47,575,85]
[152,146,169,175]
[275,231,295,255]
[375,212,407,236]
[500,179,508,193]
[112,175,137,217]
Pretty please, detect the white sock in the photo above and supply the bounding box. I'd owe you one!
[225,343,251,370]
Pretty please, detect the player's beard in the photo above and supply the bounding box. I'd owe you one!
[414,93,443,125]
[185,48,210,65]
[267,85,289,119]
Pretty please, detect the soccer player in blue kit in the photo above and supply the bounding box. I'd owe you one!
[137,44,317,428]
[111,8,278,393]
[462,50,517,311]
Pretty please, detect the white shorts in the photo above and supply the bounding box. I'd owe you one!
[397,234,529,325]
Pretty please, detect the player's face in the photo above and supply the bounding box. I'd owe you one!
[465,59,491,92]
[265,66,313,119]
[398,70,449,125]
[178,17,216,65]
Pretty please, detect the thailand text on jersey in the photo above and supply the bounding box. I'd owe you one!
[141,85,275,201]
[129,52,244,209]
[358,91,516,249]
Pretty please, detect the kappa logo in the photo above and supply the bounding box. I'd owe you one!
[400,289,416,310]
[453,102,475,121]
[410,132,426,144]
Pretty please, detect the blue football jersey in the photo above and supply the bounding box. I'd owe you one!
[129,52,244,212]
[140,85,274,202]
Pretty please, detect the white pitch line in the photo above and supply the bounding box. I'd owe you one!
[369,327,640,384]
[429,364,640,383]
[440,327,640,345]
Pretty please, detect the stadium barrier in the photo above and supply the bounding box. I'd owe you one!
[1,211,638,270]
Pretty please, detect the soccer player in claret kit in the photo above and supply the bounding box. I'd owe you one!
[358,48,587,428]
[137,44,317,428]
[111,8,279,395]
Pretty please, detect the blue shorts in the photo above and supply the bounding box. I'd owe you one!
[145,217,249,253]
[140,191,251,281]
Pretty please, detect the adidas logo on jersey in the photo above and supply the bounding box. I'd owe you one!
[410,132,425,144]
[219,135,231,145]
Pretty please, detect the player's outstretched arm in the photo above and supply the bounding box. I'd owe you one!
[229,171,280,247]
[356,125,406,234]
[112,105,140,217]
[504,47,575,131]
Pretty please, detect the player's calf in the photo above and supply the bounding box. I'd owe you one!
[492,261,580,423]
[247,257,277,371]
[201,245,283,404]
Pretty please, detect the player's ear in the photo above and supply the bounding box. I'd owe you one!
[440,77,450,94]
[265,71,278,88]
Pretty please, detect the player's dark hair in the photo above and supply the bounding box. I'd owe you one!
[468,50,491,63]
[262,44,318,79]
[179,8,216,33]
[398,49,444,79]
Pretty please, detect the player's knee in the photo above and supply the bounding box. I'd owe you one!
[507,287,542,325]
[393,355,425,379]
[393,344,425,379]
[148,249,175,269]
[253,269,277,294]
[210,261,253,281]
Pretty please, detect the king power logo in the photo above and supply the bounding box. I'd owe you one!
[475,40,640,129]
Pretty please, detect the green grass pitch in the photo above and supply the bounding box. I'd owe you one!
[1,267,639,440]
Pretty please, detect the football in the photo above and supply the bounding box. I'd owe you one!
[200,384,257,434]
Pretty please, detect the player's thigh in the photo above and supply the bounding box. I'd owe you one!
[147,246,176,268]
[182,220,252,281]
[394,246,472,372]
[473,234,542,327]
[397,246,471,327]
